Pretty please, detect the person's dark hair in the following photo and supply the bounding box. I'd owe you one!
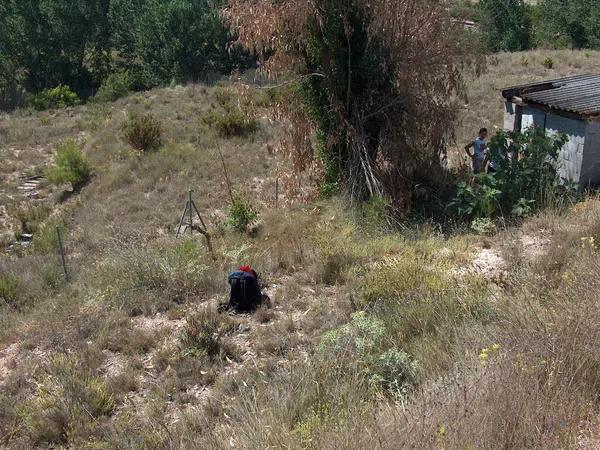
[479,127,488,134]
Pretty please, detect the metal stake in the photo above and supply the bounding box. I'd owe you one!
[56,226,69,282]
[188,190,193,236]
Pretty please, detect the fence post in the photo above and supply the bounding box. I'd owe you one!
[188,190,193,236]
[56,226,69,282]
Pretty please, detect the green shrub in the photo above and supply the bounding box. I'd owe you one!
[90,242,219,316]
[201,109,259,138]
[28,85,79,111]
[543,56,555,69]
[319,312,417,397]
[0,274,20,307]
[19,353,114,445]
[92,71,131,103]
[31,222,67,255]
[228,192,258,232]
[45,140,91,191]
[13,203,52,235]
[122,112,163,152]
[471,217,497,235]
[451,127,571,219]
[214,86,235,108]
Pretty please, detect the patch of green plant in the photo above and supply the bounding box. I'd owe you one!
[228,192,258,233]
[92,71,132,103]
[543,56,555,69]
[45,140,92,191]
[122,112,163,152]
[0,273,20,307]
[28,85,79,111]
[201,108,259,138]
[471,217,497,236]
[91,242,216,316]
[359,195,393,230]
[31,222,67,255]
[319,312,417,397]
[13,203,52,235]
[451,127,572,219]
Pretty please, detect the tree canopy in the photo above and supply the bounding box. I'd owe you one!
[225,0,470,211]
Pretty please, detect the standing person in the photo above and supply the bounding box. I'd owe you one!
[465,128,489,182]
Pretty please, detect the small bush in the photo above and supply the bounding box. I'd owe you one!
[28,85,79,111]
[471,217,497,235]
[543,57,555,69]
[319,312,417,397]
[13,203,52,236]
[451,127,570,219]
[201,109,259,138]
[45,140,92,191]
[228,192,258,232]
[180,309,235,359]
[19,353,114,445]
[31,222,67,255]
[0,273,20,307]
[122,112,163,152]
[92,71,131,103]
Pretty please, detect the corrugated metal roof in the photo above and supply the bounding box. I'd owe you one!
[502,74,600,116]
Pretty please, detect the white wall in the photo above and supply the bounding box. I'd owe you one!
[503,104,587,183]
[544,113,586,183]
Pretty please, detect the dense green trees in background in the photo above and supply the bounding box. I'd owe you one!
[477,0,532,52]
[0,0,252,110]
[2,0,600,111]
[466,0,600,53]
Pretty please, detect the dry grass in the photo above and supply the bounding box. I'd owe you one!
[2,55,600,448]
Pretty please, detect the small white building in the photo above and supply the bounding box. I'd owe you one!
[502,74,600,185]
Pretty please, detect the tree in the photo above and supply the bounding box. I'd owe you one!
[224,0,470,212]
[0,0,111,92]
[536,0,600,49]
[110,0,253,86]
[477,0,532,52]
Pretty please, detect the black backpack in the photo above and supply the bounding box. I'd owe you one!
[227,271,262,312]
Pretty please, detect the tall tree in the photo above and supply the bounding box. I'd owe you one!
[477,0,532,52]
[537,0,600,49]
[224,0,470,211]
[0,0,111,92]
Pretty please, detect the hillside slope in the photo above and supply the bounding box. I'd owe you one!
[1,51,600,448]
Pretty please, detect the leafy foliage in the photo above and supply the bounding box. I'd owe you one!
[451,128,572,218]
[45,140,92,191]
[476,0,533,52]
[319,312,417,397]
[0,0,253,110]
[92,71,132,103]
[121,112,163,152]
[202,89,259,138]
[28,85,79,111]
[536,0,600,49]
[228,191,258,232]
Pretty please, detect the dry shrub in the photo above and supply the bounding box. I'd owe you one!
[19,352,114,446]
[122,112,163,152]
[90,240,222,316]
[180,308,236,360]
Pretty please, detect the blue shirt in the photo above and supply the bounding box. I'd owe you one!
[473,137,486,161]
